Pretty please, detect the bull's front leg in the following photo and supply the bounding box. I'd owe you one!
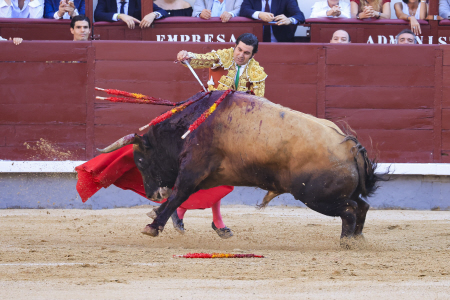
[141,187,193,237]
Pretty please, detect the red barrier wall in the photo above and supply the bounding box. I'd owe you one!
[1,41,449,163]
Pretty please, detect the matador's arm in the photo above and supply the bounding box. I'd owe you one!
[252,80,266,98]
[186,51,221,69]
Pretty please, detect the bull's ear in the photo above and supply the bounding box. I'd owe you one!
[142,136,152,150]
[133,134,153,152]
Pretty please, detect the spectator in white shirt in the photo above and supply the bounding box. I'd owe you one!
[330,29,350,43]
[394,0,427,35]
[310,0,351,18]
[192,0,243,22]
[0,0,44,18]
[440,0,450,19]
[0,36,23,44]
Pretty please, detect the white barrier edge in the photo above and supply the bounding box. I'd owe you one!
[0,161,87,173]
[0,161,449,175]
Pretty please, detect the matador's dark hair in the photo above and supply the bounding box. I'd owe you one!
[236,33,259,55]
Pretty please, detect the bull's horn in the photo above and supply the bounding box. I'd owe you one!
[97,133,138,153]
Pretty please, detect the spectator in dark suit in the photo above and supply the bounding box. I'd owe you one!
[240,0,305,42]
[44,0,85,19]
[94,0,168,29]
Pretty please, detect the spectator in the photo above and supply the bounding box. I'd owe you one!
[351,0,391,19]
[330,29,351,42]
[439,0,450,19]
[70,15,90,41]
[94,0,168,29]
[0,36,23,45]
[240,0,305,42]
[0,0,44,18]
[44,0,84,19]
[310,0,351,18]
[192,0,243,22]
[396,28,416,43]
[394,0,427,35]
[154,0,192,17]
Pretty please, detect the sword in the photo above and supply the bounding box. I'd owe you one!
[183,60,208,93]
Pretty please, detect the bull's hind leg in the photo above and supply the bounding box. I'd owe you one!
[257,191,281,209]
[338,198,371,248]
[353,196,370,238]
[338,199,358,239]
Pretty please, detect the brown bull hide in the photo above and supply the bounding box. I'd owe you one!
[107,91,381,247]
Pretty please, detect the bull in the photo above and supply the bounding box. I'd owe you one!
[98,91,382,246]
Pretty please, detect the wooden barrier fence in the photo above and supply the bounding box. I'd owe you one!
[1,41,449,163]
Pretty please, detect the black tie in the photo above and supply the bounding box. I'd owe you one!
[120,1,126,14]
[263,0,271,42]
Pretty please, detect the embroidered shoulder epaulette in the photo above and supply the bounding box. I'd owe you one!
[247,59,267,83]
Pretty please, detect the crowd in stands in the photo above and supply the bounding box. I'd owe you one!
[2,0,450,44]
[329,27,416,43]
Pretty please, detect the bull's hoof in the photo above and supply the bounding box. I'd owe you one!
[171,211,185,235]
[255,203,266,210]
[212,222,233,239]
[340,237,354,249]
[141,225,159,237]
[354,234,366,242]
[340,235,367,249]
[146,208,158,219]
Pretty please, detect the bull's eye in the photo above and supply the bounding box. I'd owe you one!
[139,158,143,162]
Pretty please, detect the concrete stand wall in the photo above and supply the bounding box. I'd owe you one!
[1,173,449,210]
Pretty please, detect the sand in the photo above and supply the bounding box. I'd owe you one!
[0,205,449,299]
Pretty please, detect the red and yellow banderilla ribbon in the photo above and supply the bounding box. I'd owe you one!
[173,253,264,258]
[182,89,234,139]
[95,87,177,106]
[139,92,212,131]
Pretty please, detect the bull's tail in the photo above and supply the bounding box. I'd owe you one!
[343,136,387,198]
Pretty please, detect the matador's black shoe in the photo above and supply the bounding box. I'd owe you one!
[212,222,233,239]
[171,211,185,235]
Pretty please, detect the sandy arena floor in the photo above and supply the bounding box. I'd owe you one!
[0,205,449,299]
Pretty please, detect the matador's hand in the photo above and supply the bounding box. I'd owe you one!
[176,50,191,63]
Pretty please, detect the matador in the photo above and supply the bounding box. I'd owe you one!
[177,32,267,97]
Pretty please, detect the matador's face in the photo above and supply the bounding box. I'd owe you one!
[233,41,254,67]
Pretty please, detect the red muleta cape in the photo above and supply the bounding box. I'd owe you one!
[75,145,233,209]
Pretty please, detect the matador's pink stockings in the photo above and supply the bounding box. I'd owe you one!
[176,200,225,228]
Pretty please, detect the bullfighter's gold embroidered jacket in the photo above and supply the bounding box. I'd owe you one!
[186,47,267,97]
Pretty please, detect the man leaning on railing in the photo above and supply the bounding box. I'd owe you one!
[440,0,450,19]
[310,0,351,18]
[239,0,305,42]
[192,0,243,23]
[44,0,85,19]
[94,0,168,29]
[0,0,44,18]
[0,35,23,44]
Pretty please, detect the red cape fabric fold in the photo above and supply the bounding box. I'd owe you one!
[75,145,233,210]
